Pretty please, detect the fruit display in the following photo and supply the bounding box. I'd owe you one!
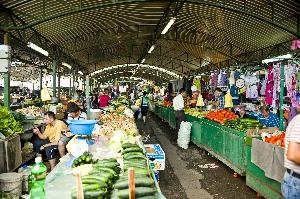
[162,101,172,107]
[111,143,157,199]
[109,97,130,108]
[184,108,208,118]
[71,158,121,199]
[72,152,94,168]
[262,131,285,148]
[204,110,238,124]
[224,118,263,132]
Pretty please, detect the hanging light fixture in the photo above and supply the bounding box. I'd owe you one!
[148,45,155,53]
[27,42,49,56]
[62,62,72,69]
[161,17,176,35]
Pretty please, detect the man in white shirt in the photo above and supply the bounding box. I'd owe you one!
[173,88,187,134]
[282,114,300,198]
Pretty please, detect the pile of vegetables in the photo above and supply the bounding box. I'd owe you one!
[71,158,121,199]
[111,143,157,198]
[162,101,172,107]
[263,131,285,148]
[0,106,23,137]
[109,97,130,108]
[184,108,208,118]
[72,152,94,168]
[205,110,238,124]
[15,106,43,118]
[224,118,263,132]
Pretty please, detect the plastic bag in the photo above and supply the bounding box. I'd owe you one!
[177,121,192,149]
[138,109,142,119]
[41,86,51,102]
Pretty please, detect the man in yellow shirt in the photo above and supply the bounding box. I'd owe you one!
[33,111,67,170]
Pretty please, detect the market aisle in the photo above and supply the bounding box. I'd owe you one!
[137,113,257,199]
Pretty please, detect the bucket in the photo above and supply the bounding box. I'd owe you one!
[89,109,102,120]
[0,172,23,198]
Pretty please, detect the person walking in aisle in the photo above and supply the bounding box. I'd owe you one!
[282,114,300,198]
[173,88,187,134]
[140,91,149,123]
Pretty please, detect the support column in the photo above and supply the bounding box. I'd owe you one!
[39,67,43,97]
[85,75,90,119]
[58,72,61,99]
[52,60,57,97]
[279,62,285,131]
[3,33,10,109]
[69,71,72,97]
[72,70,75,96]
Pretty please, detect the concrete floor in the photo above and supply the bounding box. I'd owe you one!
[137,113,258,199]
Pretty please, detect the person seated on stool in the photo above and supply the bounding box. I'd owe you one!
[58,104,87,157]
[33,111,68,170]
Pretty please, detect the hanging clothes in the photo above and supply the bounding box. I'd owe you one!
[272,63,281,107]
[225,91,233,108]
[229,71,235,86]
[265,66,274,105]
[210,73,218,88]
[245,72,259,99]
[260,73,267,96]
[285,63,297,98]
[219,71,227,86]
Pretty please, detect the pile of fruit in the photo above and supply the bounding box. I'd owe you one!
[263,131,285,148]
[111,143,157,198]
[15,106,43,118]
[71,158,121,199]
[204,110,238,124]
[99,113,131,123]
[224,118,263,132]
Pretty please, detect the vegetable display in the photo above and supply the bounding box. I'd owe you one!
[0,106,23,137]
[224,118,263,132]
[111,143,157,199]
[262,131,285,148]
[184,108,208,118]
[72,152,93,168]
[204,110,238,124]
[71,158,120,199]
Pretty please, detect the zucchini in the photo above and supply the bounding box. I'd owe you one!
[94,162,119,168]
[124,152,144,158]
[124,164,147,171]
[114,178,154,189]
[124,169,149,175]
[113,187,156,198]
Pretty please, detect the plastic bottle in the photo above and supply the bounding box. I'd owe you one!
[29,157,47,199]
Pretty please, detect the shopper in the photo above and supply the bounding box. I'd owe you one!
[173,88,187,133]
[33,111,67,170]
[140,91,149,123]
[282,114,300,198]
[99,88,111,108]
[213,88,225,109]
[58,104,87,157]
[257,106,280,128]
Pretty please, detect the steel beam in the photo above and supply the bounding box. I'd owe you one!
[52,60,57,97]
[3,33,10,109]
[186,0,300,37]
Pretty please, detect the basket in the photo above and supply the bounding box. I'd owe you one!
[66,120,98,135]
[0,172,23,198]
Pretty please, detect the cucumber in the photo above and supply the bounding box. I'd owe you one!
[114,178,154,189]
[123,147,143,154]
[124,164,147,171]
[94,162,119,168]
[84,189,106,199]
[124,154,147,160]
[113,187,156,198]
[81,178,108,188]
[122,143,139,149]
[97,158,117,163]
[94,167,118,176]
[124,169,149,175]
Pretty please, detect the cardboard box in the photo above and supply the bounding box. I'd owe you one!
[144,144,165,170]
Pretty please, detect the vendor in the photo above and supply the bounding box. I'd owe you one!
[213,88,225,109]
[257,106,280,128]
[33,111,68,170]
[58,104,87,157]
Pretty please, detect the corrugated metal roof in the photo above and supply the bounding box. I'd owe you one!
[1,0,299,81]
